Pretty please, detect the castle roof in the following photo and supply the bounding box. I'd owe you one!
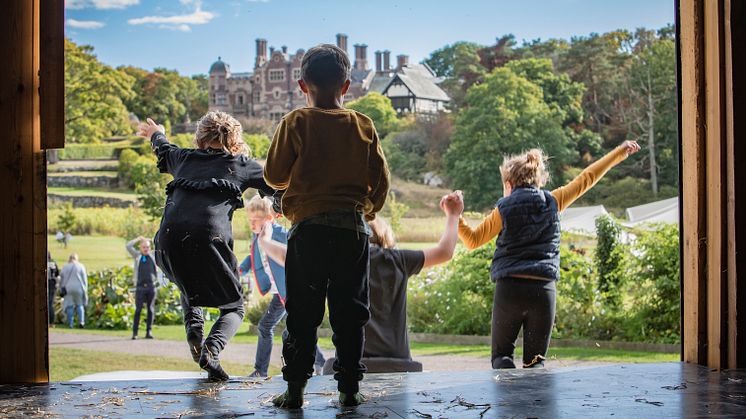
[383,64,450,101]
[209,57,228,74]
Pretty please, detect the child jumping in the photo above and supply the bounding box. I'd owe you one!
[458,141,640,369]
[137,111,275,381]
[264,44,390,408]
[238,195,326,378]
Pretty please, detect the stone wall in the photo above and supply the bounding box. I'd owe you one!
[48,175,120,189]
[48,194,135,208]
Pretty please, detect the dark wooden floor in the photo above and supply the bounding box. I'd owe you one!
[1,363,745,418]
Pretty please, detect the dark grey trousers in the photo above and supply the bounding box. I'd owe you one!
[180,293,245,354]
[491,277,556,369]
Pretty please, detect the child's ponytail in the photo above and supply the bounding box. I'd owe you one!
[499,148,550,188]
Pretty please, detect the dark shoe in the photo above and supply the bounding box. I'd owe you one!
[78,323,85,329]
[132,335,137,340]
[199,347,230,382]
[339,392,366,407]
[272,381,306,409]
[492,356,516,369]
[248,370,266,378]
[145,333,154,339]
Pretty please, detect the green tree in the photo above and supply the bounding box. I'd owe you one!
[120,67,202,129]
[622,32,677,196]
[243,133,271,159]
[64,39,135,143]
[425,41,486,108]
[346,92,399,137]
[594,215,624,306]
[57,203,77,248]
[444,66,576,210]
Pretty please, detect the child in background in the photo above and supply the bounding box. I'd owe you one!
[137,112,275,381]
[458,141,640,369]
[238,195,326,378]
[264,44,390,408]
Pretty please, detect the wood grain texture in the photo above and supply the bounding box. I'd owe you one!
[0,0,49,384]
[40,0,65,150]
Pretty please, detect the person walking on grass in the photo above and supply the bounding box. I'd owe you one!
[458,140,641,370]
[59,253,88,329]
[47,252,60,326]
[126,235,161,340]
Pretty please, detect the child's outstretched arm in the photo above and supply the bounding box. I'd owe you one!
[457,208,503,250]
[136,117,183,174]
[423,191,464,268]
[551,140,641,212]
[367,129,391,221]
[258,221,288,267]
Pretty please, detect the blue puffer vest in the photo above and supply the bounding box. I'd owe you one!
[491,186,561,282]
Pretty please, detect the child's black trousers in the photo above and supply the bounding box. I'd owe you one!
[282,224,370,393]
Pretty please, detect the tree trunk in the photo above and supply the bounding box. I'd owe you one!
[647,64,659,196]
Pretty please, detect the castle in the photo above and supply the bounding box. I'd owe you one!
[208,34,450,121]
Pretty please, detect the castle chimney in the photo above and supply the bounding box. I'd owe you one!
[397,54,409,69]
[281,45,287,54]
[255,38,267,67]
[336,33,348,55]
[353,44,368,71]
[269,46,275,56]
[375,50,382,73]
[383,50,391,71]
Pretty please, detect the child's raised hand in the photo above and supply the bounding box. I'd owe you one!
[441,190,464,216]
[621,140,641,156]
[136,118,165,139]
[259,221,274,242]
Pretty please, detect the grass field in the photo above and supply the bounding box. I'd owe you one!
[53,327,679,365]
[50,347,261,382]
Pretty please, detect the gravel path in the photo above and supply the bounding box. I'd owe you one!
[50,332,613,374]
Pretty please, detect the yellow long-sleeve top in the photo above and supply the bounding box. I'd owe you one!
[264,107,390,225]
[458,146,630,250]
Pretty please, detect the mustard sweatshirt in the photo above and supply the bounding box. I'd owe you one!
[264,107,390,224]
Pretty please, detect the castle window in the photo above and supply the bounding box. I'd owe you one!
[238,95,244,105]
[216,94,227,105]
[269,69,285,82]
[292,68,301,80]
[274,90,280,99]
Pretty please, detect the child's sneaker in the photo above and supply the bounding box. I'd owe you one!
[199,347,229,381]
[248,370,266,378]
[339,392,366,407]
[272,381,306,409]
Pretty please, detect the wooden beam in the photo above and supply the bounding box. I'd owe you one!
[725,0,746,368]
[39,0,65,149]
[679,0,708,365]
[704,0,727,370]
[0,0,49,384]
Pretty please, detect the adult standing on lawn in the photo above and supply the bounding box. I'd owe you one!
[59,253,88,329]
[127,235,160,340]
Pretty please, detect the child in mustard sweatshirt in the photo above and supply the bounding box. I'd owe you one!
[264,44,389,408]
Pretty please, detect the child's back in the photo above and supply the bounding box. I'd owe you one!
[264,44,389,409]
[265,107,387,224]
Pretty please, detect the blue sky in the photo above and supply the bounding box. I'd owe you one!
[65,0,675,77]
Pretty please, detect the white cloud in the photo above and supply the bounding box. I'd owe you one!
[65,19,106,29]
[66,0,139,9]
[128,1,215,31]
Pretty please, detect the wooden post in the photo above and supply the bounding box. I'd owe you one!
[0,0,49,383]
[679,0,708,365]
[40,0,65,150]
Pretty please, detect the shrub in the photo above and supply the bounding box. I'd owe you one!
[381,192,410,236]
[58,144,137,160]
[408,244,495,335]
[594,215,625,306]
[118,149,140,188]
[382,131,427,181]
[244,133,271,159]
[86,266,183,329]
[48,206,157,238]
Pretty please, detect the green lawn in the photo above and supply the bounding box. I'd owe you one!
[48,235,131,271]
[53,327,678,364]
[50,347,267,382]
[48,186,136,200]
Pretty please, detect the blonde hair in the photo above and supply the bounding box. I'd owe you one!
[246,194,274,216]
[68,253,79,263]
[499,148,550,188]
[369,218,396,249]
[194,111,248,155]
